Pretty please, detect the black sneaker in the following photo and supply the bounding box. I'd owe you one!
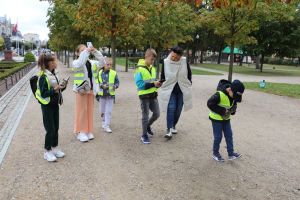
[140,135,151,144]
[212,153,225,162]
[147,126,154,136]
[228,152,242,160]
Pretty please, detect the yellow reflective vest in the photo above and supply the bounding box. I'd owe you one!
[209,91,233,121]
[73,61,98,86]
[96,69,117,96]
[134,59,157,96]
[35,71,51,105]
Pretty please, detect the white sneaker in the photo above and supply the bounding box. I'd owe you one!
[170,128,178,134]
[102,124,106,129]
[77,133,89,142]
[44,151,57,162]
[52,148,65,158]
[87,133,94,140]
[164,130,172,139]
[104,126,112,133]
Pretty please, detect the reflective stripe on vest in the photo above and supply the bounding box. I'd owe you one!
[135,66,157,96]
[209,91,233,120]
[73,63,98,85]
[97,69,117,96]
[35,71,51,105]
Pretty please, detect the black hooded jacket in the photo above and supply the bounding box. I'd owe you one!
[207,80,237,121]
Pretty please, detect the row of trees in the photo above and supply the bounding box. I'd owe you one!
[46,0,300,81]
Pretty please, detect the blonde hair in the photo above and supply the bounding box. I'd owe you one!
[145,48,157,58]
[75,44,86,58]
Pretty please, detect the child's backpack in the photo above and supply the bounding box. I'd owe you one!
[217,79,231,91]
[29,75,38,99]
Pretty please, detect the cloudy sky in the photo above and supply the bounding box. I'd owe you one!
[0,0,50,40]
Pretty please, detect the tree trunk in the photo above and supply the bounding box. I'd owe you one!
[191,46,196,64]
[67,51,70,68]
[217,43,223,64]
[200,51,204,64]
[228,42,234,82]
[260,53,264,72]
[111,2,117,70]
[155,49,161,79]
[125,43,129,72]
[73,50,76,60]
[239,54,243,66]
[186,47,190,63]
[64,50,67,65]
[256,55,260,69]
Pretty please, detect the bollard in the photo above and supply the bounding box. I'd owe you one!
[11,75,13,85]
[5,78,8,90]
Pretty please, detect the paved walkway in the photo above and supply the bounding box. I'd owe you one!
[0,62,299,200]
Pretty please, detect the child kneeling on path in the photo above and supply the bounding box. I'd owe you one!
[36,52,66,162]
[95,57,119,133]
[207,79,245,162]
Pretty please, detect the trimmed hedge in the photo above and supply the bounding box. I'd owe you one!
[0,62,32,80]
[24,52,36,62]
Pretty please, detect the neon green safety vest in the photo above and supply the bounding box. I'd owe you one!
[134,59,157,96]
[209,91,233,121]
[96,69,117,96]
[73,62,98,86]
[35,71,51,105]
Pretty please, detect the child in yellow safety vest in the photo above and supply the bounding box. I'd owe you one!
[95,57,119,133]
[36,52,66,162]
[207,79,245,162]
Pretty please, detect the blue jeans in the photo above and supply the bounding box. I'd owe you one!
[167,91,183,130]
[212,120,234,156]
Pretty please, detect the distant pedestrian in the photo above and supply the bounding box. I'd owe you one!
[159,46,192,139]
[207,79,245,162]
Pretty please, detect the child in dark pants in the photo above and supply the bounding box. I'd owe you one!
[207,79,245,162]
[36,52,66,162]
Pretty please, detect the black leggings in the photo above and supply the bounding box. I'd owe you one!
[41,104,59,150]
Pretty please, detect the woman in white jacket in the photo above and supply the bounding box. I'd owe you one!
[159,46,193,139]
[73,44,105,142]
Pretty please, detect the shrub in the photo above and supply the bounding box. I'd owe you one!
[24,52,36,62]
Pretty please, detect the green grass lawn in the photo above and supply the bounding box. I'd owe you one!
[116,57,126,67]
[117,58,222,75]
[192,69,223,75]
[244,82,300,99]
[194,63,300,76]
[0,62,31,80]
